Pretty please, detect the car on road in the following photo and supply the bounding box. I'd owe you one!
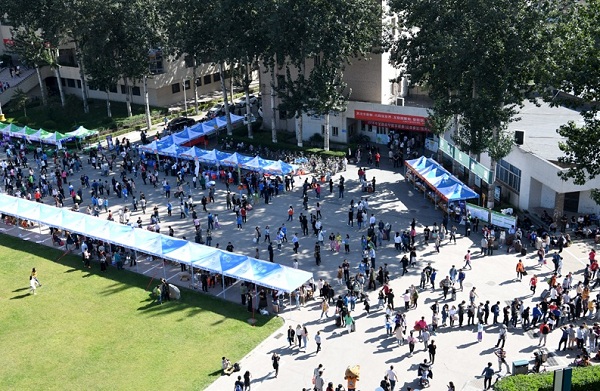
[167,116,196,131]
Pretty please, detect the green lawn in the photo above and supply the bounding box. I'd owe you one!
[0,235,282,390]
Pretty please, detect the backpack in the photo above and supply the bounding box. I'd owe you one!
[542,325,550,335]
[234,384,242,391]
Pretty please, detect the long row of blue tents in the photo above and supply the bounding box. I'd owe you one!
[0,193,312,293]
[405,156,479,202]
[139,115,295,175]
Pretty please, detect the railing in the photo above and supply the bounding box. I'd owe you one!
[0,70,38,107]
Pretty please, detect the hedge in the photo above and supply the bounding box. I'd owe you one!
[494,365,600,391]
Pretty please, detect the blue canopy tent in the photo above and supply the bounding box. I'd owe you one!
[241,156,271,172]
[0,194,312,294]
[220,152,253,168]
[263,160,294,175]
[179,146,209,161]
[405,156,479,205]
[157,144,190,158]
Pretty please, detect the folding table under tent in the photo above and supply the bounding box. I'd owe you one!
[0,194,313,296]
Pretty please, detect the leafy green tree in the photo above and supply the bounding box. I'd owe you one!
[12,88,29,117]
[270,0,382,148]
[389,0,553,207]
[8,27,51,106]
[547,1,600,190]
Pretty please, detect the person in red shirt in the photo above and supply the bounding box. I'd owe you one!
[590,249,596,264]
[529,275,538,294]
[375,152,381,168]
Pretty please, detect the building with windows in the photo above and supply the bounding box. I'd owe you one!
[440,101,600,217]
[0,25,233,108]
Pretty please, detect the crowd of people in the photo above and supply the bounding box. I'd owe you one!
[4,130,600,391]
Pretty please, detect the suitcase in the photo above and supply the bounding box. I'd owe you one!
[521,248,527,256]
[540,289,550,299]
[336,316,342,327]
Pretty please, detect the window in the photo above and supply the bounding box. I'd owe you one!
[276,75,285,88]
[279,109,287,120]
[77,80,82,89]
[376,127,387,135]
[109,85,117,93]
[368,124,373,132]
[171,83,181,94]
[67,79,75,88]
[148,49,164,74]
[203,75,212,85]
[314,55,321,66]
[120,85,127,94]
[195,78,202,87]
[496,159,521,193]
[332,126,339,137]
[213,72,220,82]
[132,86,141,96]
[184,80,190,90]
[321,125,326,135]
[60,78,66,87]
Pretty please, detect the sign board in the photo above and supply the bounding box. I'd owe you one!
[355,110,427,127]
[494,185,502,202]
[455,150,470,168]
[466,203,490,223]
[490,210,517,229]
[470,159,494,184]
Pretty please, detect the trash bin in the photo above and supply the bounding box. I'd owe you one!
[512,360,529,375]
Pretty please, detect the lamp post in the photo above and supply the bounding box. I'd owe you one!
[182,79,188,115]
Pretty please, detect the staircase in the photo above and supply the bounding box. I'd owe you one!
[0,66,38,107]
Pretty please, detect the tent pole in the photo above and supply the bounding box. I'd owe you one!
[135,250,138,274]
[163,259,167,280]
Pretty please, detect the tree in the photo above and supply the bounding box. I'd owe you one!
[390,0,553,207]
[546,1,600,188]
[8,27,51,106]
[12,88,29,117]
[270,0,382,148]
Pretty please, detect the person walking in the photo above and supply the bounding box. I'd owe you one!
[495,348,510,373]
[427,340,437,363]
[407,331,416,357]
[463,250,472,270]
[481,362,494,390]
[287,325,295,347]
[30,268,42,287]
[315,331,322,354]
[530,274,538,295]
[495,325,507,348]
[516,259,526,281]
[385,365,399,391]
[243,370,251,391]
[271,353,280,378]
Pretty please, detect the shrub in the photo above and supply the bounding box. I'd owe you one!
[41,120,57,130]
[494,366,600,391]
[16,116,31,125]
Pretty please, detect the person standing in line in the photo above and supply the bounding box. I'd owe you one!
[495,325,508,348]
[271,353,280,378]
[385,365,399,391]
[314,370,325,391]
[315,331,322,354]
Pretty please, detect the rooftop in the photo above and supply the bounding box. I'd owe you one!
[508,100,584,163]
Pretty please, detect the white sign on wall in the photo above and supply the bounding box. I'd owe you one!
[490,210,517,229]
[466,203,489,223]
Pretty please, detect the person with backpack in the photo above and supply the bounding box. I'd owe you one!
[233,375,244,391]
[539,321,550,346]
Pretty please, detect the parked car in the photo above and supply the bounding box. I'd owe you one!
[167,116,196,131]
[237,94,258,107]
[208,102,232,118]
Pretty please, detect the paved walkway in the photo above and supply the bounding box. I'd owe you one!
[1,125,596,391]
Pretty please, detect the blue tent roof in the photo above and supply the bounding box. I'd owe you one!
[406,156,479,201]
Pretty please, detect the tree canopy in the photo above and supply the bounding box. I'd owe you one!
[389,0,552,157]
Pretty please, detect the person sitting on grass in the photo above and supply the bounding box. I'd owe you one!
[222,357,234,375]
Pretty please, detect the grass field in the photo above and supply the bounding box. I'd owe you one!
[0,235,282,390]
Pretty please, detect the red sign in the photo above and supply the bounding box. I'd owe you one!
[3,39,14,46]
[355,110,427,127]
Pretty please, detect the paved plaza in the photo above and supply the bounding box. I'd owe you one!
[1,125,596,391]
